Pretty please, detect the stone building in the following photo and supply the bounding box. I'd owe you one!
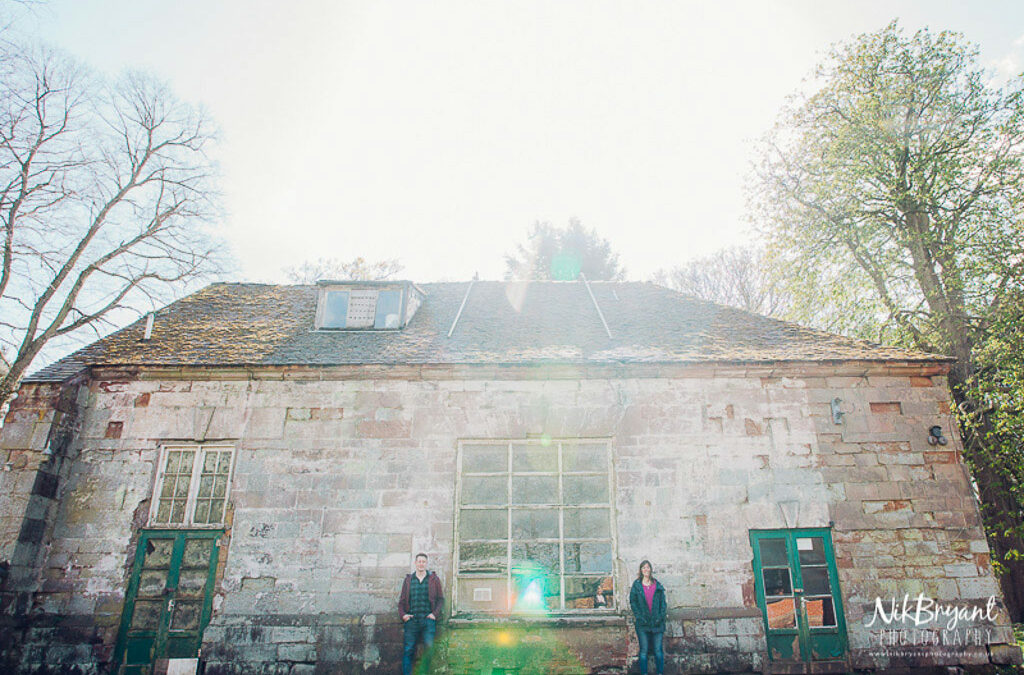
[0,279,1019,674]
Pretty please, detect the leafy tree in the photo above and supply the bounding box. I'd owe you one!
[655,246,789,317]
[0,46,220,410]
[505,219,625,281]
[754,22,1024,368]
[283,256,403,284]
[751,22,1024,615]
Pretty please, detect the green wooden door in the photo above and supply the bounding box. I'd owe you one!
[114,530,221,675]
[750,529,848,667]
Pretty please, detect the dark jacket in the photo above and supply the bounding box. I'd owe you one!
[629,578,667,632]
[398,571,444,619]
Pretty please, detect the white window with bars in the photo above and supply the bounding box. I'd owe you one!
[454,439,616,615]
[149,445,234,527]
[345,289,378,327]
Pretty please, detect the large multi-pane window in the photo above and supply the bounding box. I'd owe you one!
[455,439,615,614]
[149,445,234,527]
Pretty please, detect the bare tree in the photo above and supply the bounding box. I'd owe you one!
[0,46,220,408]
[283,256,404,284]
[655,246,789,317]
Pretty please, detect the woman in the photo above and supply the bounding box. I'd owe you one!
[629,559,666,675]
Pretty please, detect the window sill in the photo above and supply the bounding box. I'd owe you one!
[143,524,226,531]
[449,613,627,627]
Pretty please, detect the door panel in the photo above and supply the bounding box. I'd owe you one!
[115,530,221,674]
[750,529,848,667]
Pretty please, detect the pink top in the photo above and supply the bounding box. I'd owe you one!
[643,582,656,612]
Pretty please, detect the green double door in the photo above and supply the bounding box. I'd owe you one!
[750,528,848,672]
[114,530,221,675]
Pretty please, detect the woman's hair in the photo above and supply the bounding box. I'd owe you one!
[637,559,654,580]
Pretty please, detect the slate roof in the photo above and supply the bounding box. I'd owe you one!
[27,281,948,382]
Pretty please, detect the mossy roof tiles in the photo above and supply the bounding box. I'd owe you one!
[27,280,948,382]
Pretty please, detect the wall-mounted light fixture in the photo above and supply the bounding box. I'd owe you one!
[928,425,948,446]
[830,398,844,425]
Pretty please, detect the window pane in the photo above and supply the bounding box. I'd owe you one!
[563,508,610,539]
[564,541,612,574]
[140,538,174,573]
[461,476,507,505]
[511,476,558,504]
[170,600,202,631]
[512,573,559,611]
[802,566,831,596]
[766,597,796,629]
[511,542,559,575]
[177,567,209,596]
[511,509,558,539]
[322,290,349,328]
[806,596,837,628]
[170,500,187,524]
[212,475,227,498]
[203,451,218,473]
[459,510,507,540]
[217,451,232,474]
[759,538,788,567]
[131,599,163,630]
[173,476,190,498]
[462,445,507,473]
[457,577,507,611]
[176,450,195,472]
[562,444,607,472]
[512,445,558,472]
[198,475,213,499]
[563,475,608,503]
[566,576,614,609]
[459,542,507,574]
[208,500,225,524]
[156,501,171,523]
[763,568,792,596]
[182,539,214,568]
[138,570,167,597]
[374,290,402,329]
[193,500,210,524]
[797,537,826,565]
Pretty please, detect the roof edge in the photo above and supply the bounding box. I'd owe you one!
[20,357,954,387]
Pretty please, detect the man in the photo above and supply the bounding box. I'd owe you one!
[398,552,443,675]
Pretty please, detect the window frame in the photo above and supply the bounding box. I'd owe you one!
[314,284,408,330]
[453,438,618,617]
[147,444,235,529]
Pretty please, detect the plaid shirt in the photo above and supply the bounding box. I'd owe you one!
[408,573,432,618]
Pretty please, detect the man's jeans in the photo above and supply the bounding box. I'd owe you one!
[402,617,436,675]
[636,627,664,674]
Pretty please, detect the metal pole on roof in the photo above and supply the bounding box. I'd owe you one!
[447,280,475,338]
[580,273,612,339]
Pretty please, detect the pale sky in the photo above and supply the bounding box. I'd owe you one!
[17,1,1024,284]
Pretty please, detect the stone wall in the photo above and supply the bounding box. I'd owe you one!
[0,363,1015,673]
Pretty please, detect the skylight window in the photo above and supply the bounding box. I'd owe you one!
[315,281,422,330]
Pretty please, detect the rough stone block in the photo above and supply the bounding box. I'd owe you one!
[989,643,1024,665]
